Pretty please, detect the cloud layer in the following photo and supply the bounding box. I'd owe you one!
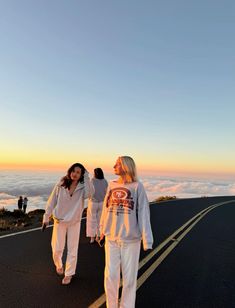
[0,171,234,211]
[141,177,235,201]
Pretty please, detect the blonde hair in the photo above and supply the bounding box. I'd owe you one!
[119,156,138,183]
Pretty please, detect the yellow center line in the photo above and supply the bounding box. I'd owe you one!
[137,200,234,289]
[88,200,235,308]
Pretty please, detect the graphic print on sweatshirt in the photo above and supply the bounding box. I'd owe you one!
[106,187,135,215]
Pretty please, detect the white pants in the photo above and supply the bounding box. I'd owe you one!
[104,239,141,308]
[51,220,81,276]
[86,200,103,237]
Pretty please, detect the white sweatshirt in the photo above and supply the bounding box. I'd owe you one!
[99,180,153,250]
[91,178,108,202]
[43,172,93,224]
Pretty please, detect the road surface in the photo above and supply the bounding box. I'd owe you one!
[0,196,235,308]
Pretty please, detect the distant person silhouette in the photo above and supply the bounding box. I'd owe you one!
[18,196,23,211]
[86,168,108,243]
[23,197,28,213]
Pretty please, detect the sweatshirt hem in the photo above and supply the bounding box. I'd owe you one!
[106,235,141,243]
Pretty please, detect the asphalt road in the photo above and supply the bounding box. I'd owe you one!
[0,196,235,308]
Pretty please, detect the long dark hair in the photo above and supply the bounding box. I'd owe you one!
[61,163,86,189]
[94,168,104,179]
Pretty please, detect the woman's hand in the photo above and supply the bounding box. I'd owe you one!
[98,234,105,247]
[41,222,49,232]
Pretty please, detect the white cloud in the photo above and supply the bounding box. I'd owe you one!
[0,193,16,200]
[0,170,61,211]
[141,177,235,201]
[0,171,234,211]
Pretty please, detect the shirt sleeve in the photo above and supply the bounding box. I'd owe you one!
[43,184,60,223]
[105,179,108,189]
[83,171,94,199]
[137,182,154,250]
[99,183,111,235]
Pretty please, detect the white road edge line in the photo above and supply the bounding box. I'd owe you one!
[0,216,87,239]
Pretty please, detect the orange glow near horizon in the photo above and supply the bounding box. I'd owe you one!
[1,147,234,179]
[0,150,113,172]
[0,159,234,180]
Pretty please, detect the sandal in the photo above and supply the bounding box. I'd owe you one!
[56,267,64,276]
[62,275,72,285]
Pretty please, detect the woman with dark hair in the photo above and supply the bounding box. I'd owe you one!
[42,163,93,285]
[86,168,108,243]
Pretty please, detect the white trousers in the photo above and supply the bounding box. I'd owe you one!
[51,220,81,276]
[86,200,103,237]
[104,239,141,308]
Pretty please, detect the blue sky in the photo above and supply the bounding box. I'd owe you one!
[0,0,235,177]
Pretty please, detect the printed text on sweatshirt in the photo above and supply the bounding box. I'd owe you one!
[100,180,153,250]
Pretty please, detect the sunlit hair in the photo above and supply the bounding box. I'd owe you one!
[61,163,86,189]
[119,156,138,183]
[94,168,104,179]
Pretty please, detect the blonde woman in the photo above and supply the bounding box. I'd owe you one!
[86,168,108,243]
[42,163,93,285]
[99,156,153,308]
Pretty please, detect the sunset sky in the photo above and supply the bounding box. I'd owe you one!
[0,1,235,179]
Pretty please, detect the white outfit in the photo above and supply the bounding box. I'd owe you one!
[86,178,108,237]
[105,239,141,308]
[51,220,81,276]
[86,200,103,237]
[100,180,153,308]
[43,172,93,276]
